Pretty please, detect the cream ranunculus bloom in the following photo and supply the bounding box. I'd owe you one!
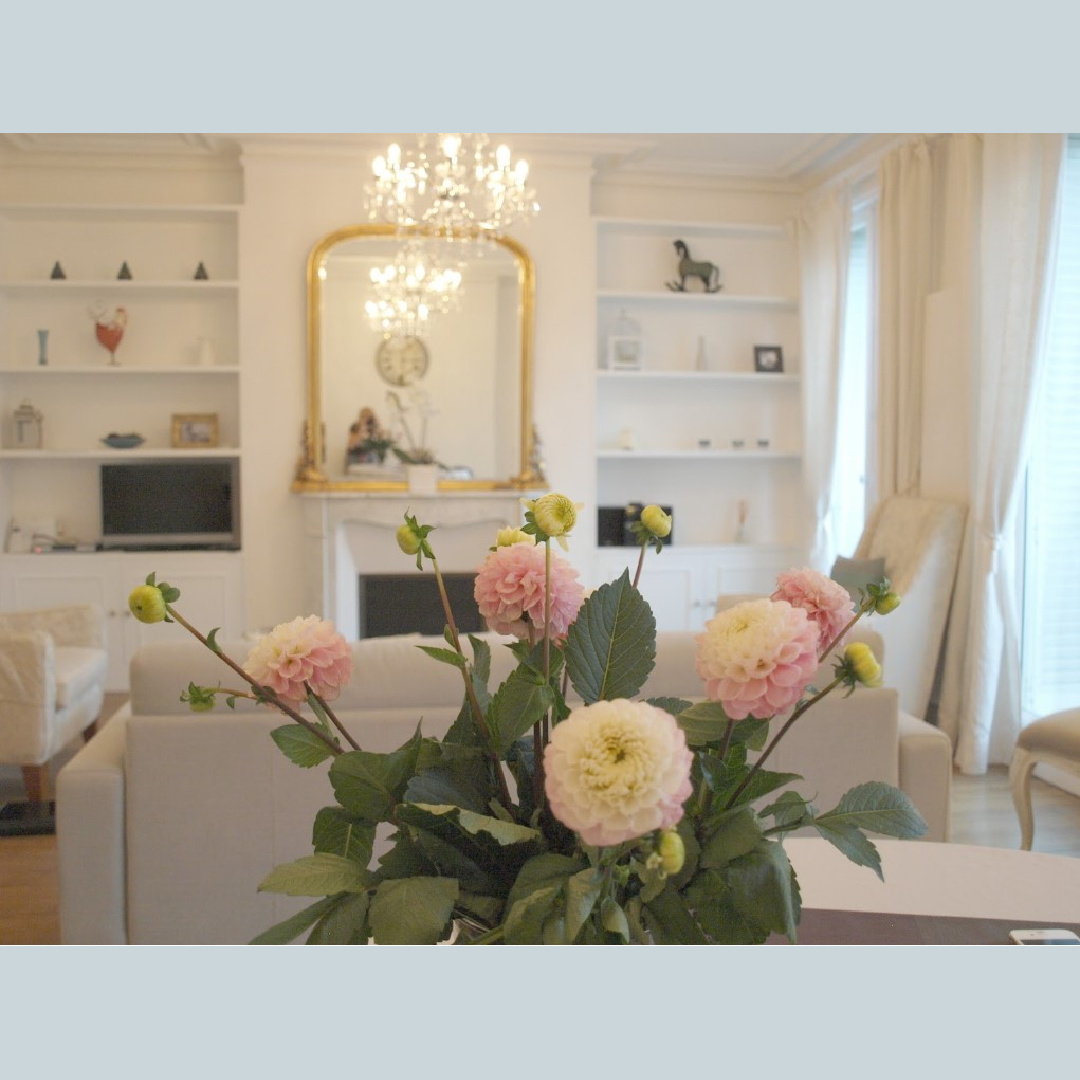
[543,699,694,846]
[495,527,532,547]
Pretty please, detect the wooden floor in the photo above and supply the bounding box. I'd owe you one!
[3,761,1080,945]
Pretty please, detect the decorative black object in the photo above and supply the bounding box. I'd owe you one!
[50,261,66,280]
[754,345,784,373]
[666,239,721,293]
[0,800,55,837]
[194,261,209,280]
[117,261,132,280]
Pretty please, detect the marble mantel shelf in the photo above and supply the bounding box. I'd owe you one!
[300,490,540,640]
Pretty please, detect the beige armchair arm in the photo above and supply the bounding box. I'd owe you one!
[0,604,106,649]
[0,629,56,761]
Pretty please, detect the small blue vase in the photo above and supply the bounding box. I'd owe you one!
[37,329,48,366]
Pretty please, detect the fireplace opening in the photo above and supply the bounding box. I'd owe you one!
[358,573,484,638]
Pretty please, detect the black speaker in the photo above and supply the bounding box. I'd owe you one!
[597,506,626,547]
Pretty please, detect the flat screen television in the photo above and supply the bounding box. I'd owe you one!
[100,460,240,550]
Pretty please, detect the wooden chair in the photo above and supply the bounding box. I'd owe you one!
[1009,708,1080,850]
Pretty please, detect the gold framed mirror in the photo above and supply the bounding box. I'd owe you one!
[292,223,543,492]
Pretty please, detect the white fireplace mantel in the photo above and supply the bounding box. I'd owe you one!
[299,491,535,640]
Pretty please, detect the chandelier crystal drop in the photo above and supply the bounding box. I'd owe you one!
[363,239,463,338]
[367,133,540,239]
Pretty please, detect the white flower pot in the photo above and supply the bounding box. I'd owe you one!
[406,463,439,495]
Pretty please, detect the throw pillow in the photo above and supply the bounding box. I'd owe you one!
[830,554,887,601]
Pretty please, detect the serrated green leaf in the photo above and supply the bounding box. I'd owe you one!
[646,696,693,719]
[398,803,541,862]
[815,781,928,839]
[329,726,423,822]
[565,570,657,703]
[468,633,491,684]
[724,768,804,808]
[811,819,885,879]
[504,884,560,944]
[312,806,375,864]
[563,867,603,943]
[684,870,767,944]
[721,842,800,940]
[417,645,466,669]
[642,884,709,944]
[205,627,220,652]
[677,701,733,745]
[271,724,335,768]
[375,831,439,879]
[257,852,369,897]
[761,790,813,832]
[368,877,459,944]
[488,668,554,754]
[248,895,341,945]
[404,762,494,815]
[700,805,765,868]
[601,897,630,941]
[306,892,371,945]
[506,852,587,913]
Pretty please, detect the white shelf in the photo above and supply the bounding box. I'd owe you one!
[0,280,238,294]
[597,448,800,461]
[594,217,787,238]
[0,203,241,223]
[597,369,799,385]
[0,365,240,376]
[0,447,240,460]
[596,289,797,308]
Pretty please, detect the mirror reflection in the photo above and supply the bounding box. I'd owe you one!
[294,225,540,492]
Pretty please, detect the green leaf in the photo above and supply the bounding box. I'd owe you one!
[646,696,693,719]
[600,897,630,942]
[404,761,494,815]
[722,842,800,940]
[312,806,375,864]
[677,701,733,745]
[306,892,371,945]
[205,627,221,652]
[684,870,768,944]
[375,831,439,879]
[506,852,587,913]
[815,781,928,839]
[488,668,554,754]
[642,884,709,944]
[761,790,813,832]
[270,724,335,768]
[257,852,369,897]
[504,884,560,945]
[329,726,423,823]
[417,645,466,669]
[724,768,804,809]
[565,570,657,703]
[700,805,765,868]
[368,877,459,944]
[563,867,603,943]
[248,895,341,945]
[811,819,885,879]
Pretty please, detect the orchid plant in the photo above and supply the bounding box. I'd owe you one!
[129,494,925,944]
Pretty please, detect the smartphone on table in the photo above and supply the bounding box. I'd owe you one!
[1008,928,1080,944]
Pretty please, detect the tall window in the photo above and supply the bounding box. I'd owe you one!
[1021,136,1080,721]
[832,202,875,558]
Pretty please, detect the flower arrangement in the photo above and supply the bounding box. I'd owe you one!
[129,493,925,945]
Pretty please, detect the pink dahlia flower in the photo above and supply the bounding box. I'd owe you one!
[243,615,353,704]
[695,599,820,720]
[771,567,855,652]
[544,699,693,846]
[473,542,584,643]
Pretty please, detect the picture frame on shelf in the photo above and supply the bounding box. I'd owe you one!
[754,345,784,373]
[606,308,643,371]
[171,412,219,449]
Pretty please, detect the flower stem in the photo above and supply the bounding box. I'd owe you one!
[430,556,512,810]
[306,685,361,751]
[632,543,647,590]
[723,673,845,808]
[165,604,342,755]
[533,540,554,811]
[817,598,874,661]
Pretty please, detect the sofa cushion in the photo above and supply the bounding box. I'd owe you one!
[54,646,108,708]
[830,554,886,600]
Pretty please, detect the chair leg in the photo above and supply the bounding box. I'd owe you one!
[1009,749,1036,851]
[21,764,49,805]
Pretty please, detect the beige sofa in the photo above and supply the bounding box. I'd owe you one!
[56,630,953,944]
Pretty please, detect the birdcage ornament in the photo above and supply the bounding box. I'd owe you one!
[606,309,643,372]
[12,399,43,449]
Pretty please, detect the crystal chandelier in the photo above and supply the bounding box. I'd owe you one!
[367,133,540,239]
[363,238,463,338]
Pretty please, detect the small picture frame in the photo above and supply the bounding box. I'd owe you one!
[754,345,784,373]
[171,412,219,448]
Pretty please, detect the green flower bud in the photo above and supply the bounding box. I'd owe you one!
[640,504,672,539]
[128,584,166,624]
[845,641,883,687]
[396,522,422,555]
[527,494,581,538]
[874,591,901,615]
[658,829,685,875]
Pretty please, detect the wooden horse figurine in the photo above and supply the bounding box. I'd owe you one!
[666,239,722,293]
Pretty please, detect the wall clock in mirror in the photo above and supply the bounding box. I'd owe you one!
[375,335,430,386]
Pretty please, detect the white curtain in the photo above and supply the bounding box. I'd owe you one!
[796,188,851,569]
[876,139,933,499]
[939,134,1066,774]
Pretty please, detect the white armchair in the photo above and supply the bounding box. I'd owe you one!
[0,604,108,804]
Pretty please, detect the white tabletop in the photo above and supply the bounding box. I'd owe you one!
[786,839,1080,922]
